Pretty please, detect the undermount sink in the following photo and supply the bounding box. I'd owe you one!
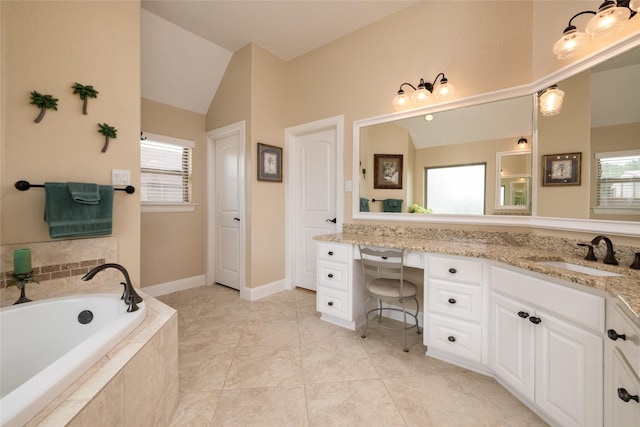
[539,261,623,277]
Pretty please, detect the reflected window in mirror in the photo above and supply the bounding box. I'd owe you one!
[425,163,486,215]
[594,149,640,214]
[495,150,531,213]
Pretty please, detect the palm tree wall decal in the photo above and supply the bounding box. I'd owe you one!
[72,83,99,115]
[98,123,117,153]
[30,90,58,123]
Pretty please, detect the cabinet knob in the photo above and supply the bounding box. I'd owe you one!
[448,298,456,304]
[327,301,334,307]
[518,311,530,319]
[529,316,541,324]
[328,251,334,256]
[447,336,456,342]
[617,388,639,403]
[607,329,626,341]
[448,268,457,274]
[327,273,334,278]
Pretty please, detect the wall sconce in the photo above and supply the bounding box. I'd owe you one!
[553,1,636,59]
[517,137,528,146]
[392,73,454,110]
[538,85,565,116]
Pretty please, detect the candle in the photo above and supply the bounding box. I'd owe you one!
[13,248,32,275]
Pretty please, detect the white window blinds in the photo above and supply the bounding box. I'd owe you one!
[595,150,640,210]
[140,132,193,205]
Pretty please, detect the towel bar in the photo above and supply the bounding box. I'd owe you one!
[15,180,135,194]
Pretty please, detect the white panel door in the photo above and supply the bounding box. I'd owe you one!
[294,128,337,290]
[534,309,603,427]
[214,133,241,289]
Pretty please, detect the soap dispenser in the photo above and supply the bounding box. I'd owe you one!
[631,252,640,270]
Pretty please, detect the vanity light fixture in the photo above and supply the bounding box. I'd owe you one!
[553,1,636,59]
[392,73,454,111]
[538,85,565,117]
[517,137,528,146]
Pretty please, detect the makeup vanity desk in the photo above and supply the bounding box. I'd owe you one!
[313,231,640,427]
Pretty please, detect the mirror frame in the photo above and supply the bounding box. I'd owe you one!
[352,33,640,237]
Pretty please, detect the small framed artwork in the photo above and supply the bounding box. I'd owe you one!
[374,154,403,189]
[257,143,282,182]
[542,152,581,186]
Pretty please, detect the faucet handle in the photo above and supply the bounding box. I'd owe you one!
[577,243,597,261]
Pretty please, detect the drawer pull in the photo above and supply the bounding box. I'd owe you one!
[518,311,530,319]
[529,316,542,324]
[328,251,334,256]
[448,268,457,274]
[607,329,626,341]
[327,301,334,307]
[617,388,639,403]
[327,273,334,278]
[447,336,456,342]
[448,298,456,304]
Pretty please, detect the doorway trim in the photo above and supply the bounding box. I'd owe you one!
[284,115,344,290]
[205,120,248,298]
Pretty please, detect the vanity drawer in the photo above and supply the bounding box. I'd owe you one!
[317,242,351,263]
[427,278,482,322]
[317,288,349,320]
[426,314,482,362]
[609,303,640,376]
[317,261,349,292]
[428,256,483,284]
[354,246,423,268]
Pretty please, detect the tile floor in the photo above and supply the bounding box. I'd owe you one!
[157,284,548,426]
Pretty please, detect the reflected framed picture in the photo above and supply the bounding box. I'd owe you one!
[257,143,282,182]
[374,154,403,189]
[542,152,581,186]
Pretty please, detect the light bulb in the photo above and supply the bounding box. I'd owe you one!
[585,1,630,38]
[392,91,410,111]
[434,81,454,99]
[553,27,590,59]
[539,86,565,117]
[411,87,432,107]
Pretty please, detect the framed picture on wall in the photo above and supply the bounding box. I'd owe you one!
[542,152,581,186]
[374,154,403,189]
[257,143,282,182]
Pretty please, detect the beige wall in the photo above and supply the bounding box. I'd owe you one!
[537,71,591,219]
[140,98,206,286]
[1,1,141,282]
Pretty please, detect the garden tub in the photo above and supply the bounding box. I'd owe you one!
[0,293,146,426]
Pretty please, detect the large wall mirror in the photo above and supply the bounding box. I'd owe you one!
[352,35,640,236]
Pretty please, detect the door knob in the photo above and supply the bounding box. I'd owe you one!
[518,311,530,319]
[233,217,240,222]
[617,388,639,403]
[529,316,541,324]
[607,329,626,341]
[326,218,337,224]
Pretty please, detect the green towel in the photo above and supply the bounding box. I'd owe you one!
[67,182,100,204]
[44,182,114,238]
[359,198,369,212]
[383,199,403,212]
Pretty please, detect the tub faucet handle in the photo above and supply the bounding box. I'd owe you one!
[577,243,597,261]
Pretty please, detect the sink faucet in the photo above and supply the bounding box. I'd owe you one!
[590,235,619,266]
[81,263,143,312]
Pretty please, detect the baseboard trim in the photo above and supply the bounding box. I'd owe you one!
[244,279,287,301]
[142,275,206,297]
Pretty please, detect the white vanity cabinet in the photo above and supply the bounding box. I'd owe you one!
[424,255,486,366]
[604,301,640,426]
[490,265,605,427]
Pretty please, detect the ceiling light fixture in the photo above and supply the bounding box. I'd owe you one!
[538,85,565,117]
[517,137,528,146]
[553,1,636,60]
[392,73,454,111]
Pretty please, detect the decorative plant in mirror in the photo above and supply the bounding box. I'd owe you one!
[392,73,454,110]
[72,82,99,115]
[30,90,58,123]
[553,0,637,59]
[98,123,117,153]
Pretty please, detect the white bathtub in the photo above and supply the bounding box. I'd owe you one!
[0,293,147,426]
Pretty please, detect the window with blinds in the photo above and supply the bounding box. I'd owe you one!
[140,132,194,211]
[595,150,640,211]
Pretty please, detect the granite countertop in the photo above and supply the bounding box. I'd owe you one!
[315,232,640,321]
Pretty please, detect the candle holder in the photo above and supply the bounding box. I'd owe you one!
[8,271,39,304]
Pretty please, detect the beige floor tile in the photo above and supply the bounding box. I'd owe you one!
[306,379,406,427]
[239,318,300,347]
[168,391,221,427]
[212,386,308,426]
[179,347,236,392]
[224,344,304,389]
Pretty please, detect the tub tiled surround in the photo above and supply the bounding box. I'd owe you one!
[25,295,179,426]
[0,237,119,307]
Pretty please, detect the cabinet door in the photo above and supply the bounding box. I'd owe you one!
[609,348,640,427]
[490,292,535,400]
[534,310,603,427]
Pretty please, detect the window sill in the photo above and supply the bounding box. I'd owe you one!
[592,207,639,216]
[141,203,197,213]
